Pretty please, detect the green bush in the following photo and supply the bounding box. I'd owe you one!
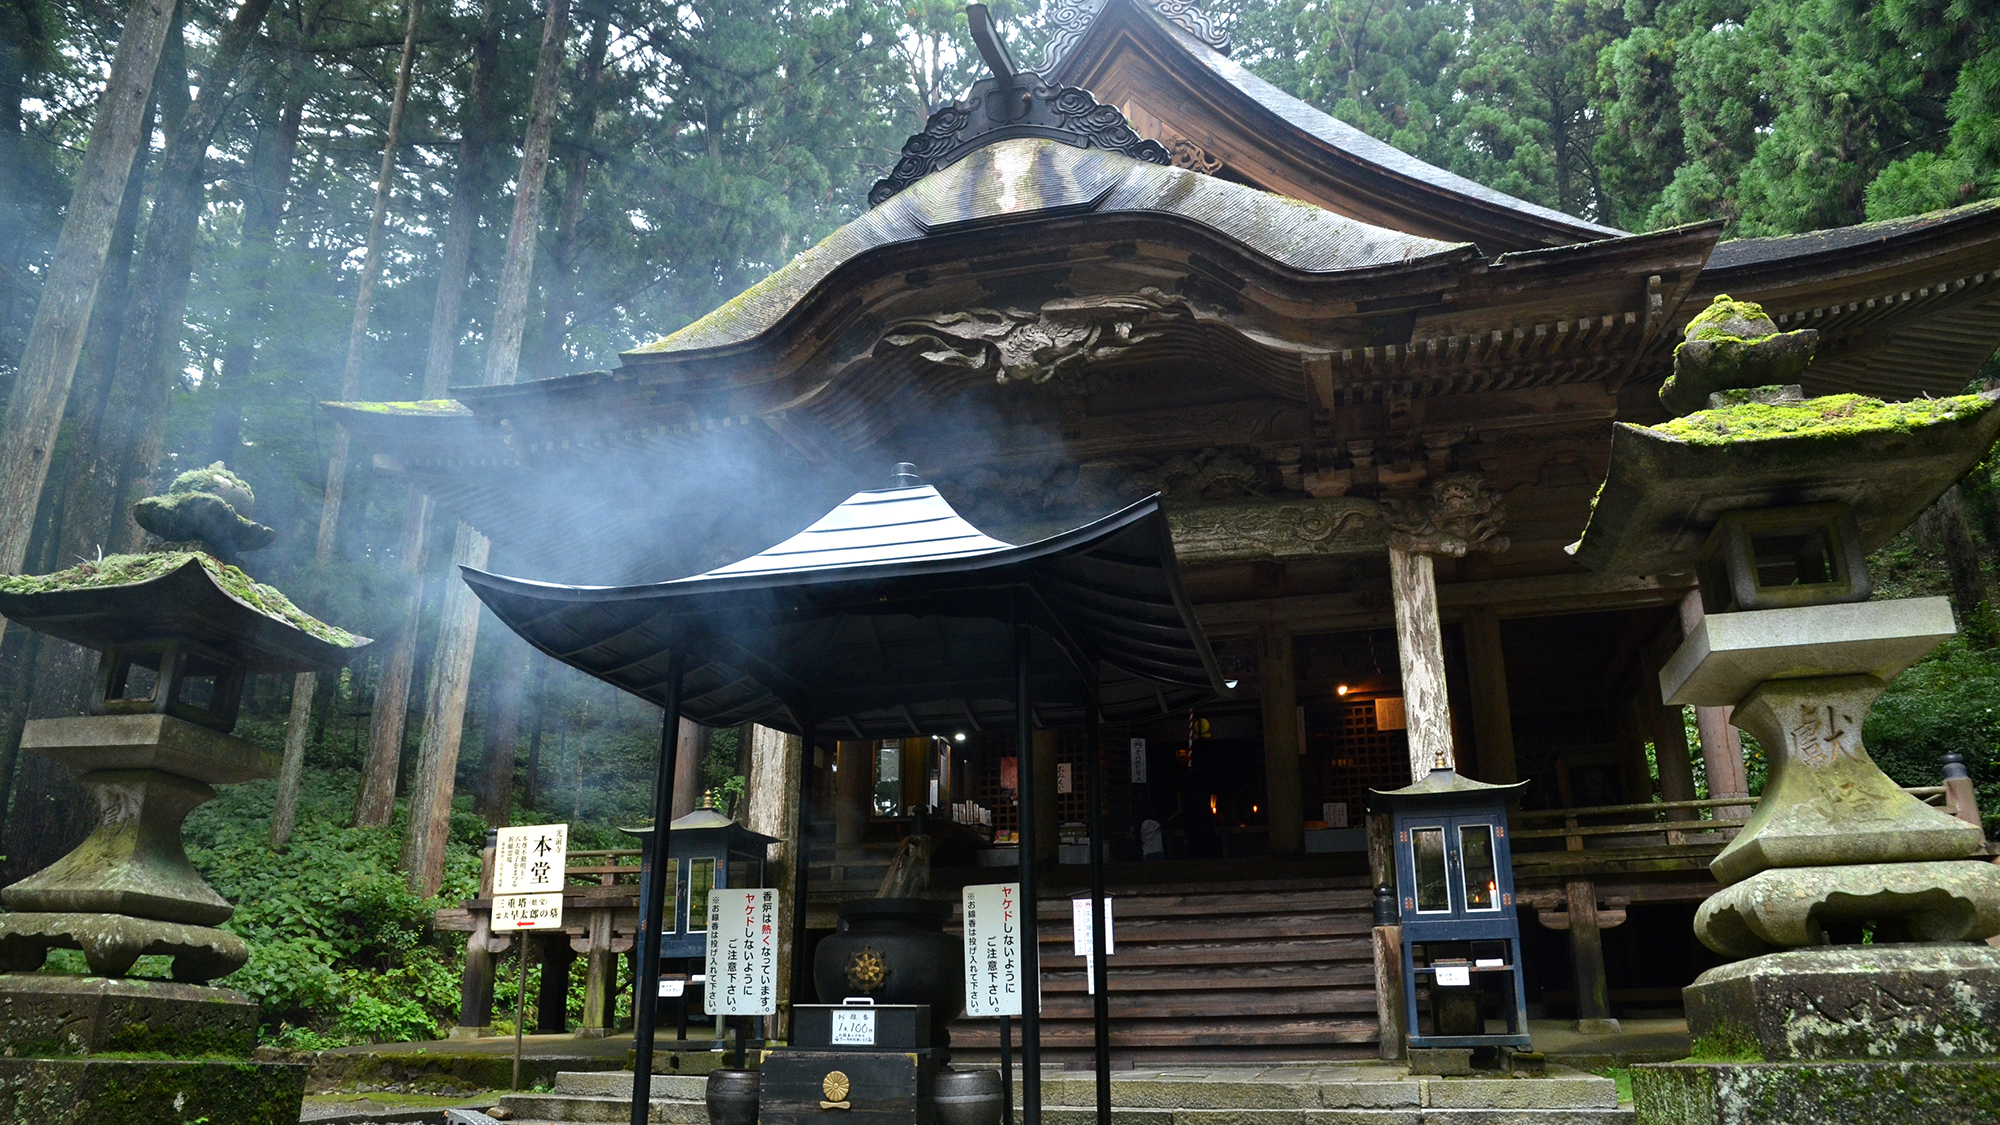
[182,772,480,1045]
[1864,639,2000,831]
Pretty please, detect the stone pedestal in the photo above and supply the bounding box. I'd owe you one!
[0,974,305,1124]
[0,714,275,981]
[1633,945,2000,1124]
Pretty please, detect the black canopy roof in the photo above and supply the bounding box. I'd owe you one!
[462,478,1224,737]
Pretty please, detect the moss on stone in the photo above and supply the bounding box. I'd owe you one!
[0,553,359,647]
[1688,1023,1765,1063]
[1681,295,1782,345]
[1647,392,1990,446]
[326,399,467,416]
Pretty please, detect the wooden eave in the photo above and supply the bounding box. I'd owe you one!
[1675,201,2000,400]
[1050,0,1623,253]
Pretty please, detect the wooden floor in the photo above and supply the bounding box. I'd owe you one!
[939,863,1383,1059]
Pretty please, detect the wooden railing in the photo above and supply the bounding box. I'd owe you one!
[1512,787,1951,851]
[563,848,641,886]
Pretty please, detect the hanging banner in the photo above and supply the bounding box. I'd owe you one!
[492,823,568,930]
[705,887,778,1015]
[962,883,1024,1017]
[1129,739,1147,784]
[1072,896,1115,995]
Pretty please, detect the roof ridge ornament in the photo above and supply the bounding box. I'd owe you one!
[867,6,1170,209]
[1037,0,1229,75]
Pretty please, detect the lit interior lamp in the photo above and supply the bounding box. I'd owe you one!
[1337,684,1350,695]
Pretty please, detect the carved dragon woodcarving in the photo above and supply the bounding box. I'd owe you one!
[876,288,1195,384]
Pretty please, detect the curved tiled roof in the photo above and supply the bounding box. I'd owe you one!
[627,138,1470,358]
[1706,198,2000,271]
[1153,21,1625,241]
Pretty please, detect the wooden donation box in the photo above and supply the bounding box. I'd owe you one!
[1382,769,1532,1052]
[763,1002,940,1125]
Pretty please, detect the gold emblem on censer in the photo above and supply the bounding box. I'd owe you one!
[844,946,886,993]
[821,1070,851,1110]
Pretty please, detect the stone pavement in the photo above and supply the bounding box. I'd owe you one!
[486,1062,1630,1124]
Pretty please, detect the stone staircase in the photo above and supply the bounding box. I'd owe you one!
[490,1065,1630,1125]
[496,1071,706,1123]
[948,873,1383,1061]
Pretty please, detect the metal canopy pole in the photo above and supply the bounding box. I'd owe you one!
[631,653,687,1125]
[1084,698,1110,1124]
[1014,615,1042,1125]
[790,719,818,1036]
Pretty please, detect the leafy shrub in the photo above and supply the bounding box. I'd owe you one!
[183,771,480,1045]
[1864,639,2000,831]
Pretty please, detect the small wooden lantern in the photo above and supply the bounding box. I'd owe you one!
[625,799,779,960]
[1378,769,1531,1052]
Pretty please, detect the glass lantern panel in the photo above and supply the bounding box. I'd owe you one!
[875,741,903,815]
[1412,827,1450,913]
[727,858,757,890]
[686,857,716,933]
[1459,823,1499,911]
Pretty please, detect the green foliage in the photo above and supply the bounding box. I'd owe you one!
[184,772,479,1045]
[1864,639,2000,831]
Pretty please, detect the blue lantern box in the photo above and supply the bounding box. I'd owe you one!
[1376,768,1531,1051]
[624,802,779,960]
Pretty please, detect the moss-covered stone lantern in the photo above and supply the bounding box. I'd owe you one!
[1570,297,2000,1122]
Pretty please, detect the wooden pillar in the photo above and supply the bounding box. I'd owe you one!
[1372,922,1405,1060]
[835,740,869,857]
[1033,729,1059,864]
[1461,606,1517,784]
[745,723,801,1039]
[1643,636,1697,805]
[454,832,500,1038]
[536,934,575,1032]
[671,717,701,819]
[578,907,617,1036]
[1563,876,1618,1034]
[1389,547,1455,780]
[1258,625,1305,854]
[1679,592,1749,817]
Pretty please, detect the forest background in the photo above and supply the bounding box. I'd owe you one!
[0,0,1998,1046]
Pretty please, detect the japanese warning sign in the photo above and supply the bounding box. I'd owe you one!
[492,823,568,930]
[705,887,778,1015]
[962,883,1024,1017]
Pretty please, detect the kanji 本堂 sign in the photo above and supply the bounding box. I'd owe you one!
[492,823,568,930]
[962,883,1024,1017]
[705,887,778,1015]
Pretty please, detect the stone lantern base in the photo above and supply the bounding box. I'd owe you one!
[0,974,306,1124]
[1631,944,2000,1125]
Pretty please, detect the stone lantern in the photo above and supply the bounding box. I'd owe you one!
[1570,298,2000,1123]
[0,464,368,1123]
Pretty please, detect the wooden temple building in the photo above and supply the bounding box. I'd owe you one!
[343,0,2000,1059]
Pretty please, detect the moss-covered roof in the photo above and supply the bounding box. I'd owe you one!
[0,552,362,649]
[1648,393,1989,446]
[627,138,1473,358]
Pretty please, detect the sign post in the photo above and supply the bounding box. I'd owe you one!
[493,823,568,1090]
[964,883,1023,1125]
[705,887,778,1067]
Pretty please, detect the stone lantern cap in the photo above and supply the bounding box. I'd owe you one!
[0,552,368,674]
[1567,388,2000,577]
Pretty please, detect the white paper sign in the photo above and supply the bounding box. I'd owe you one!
[658,979,686,998]
[1070,897,1115,957]
[1434,965,1471,988]
[1129,739,1147,784]
[493,823,568,895]
[492,891,565,930]
[962,883,1024,1017]
[1057,762,1074,794]
[705,887,778,1015]
[1322,801,1349,828]
[830,1008,877,1045]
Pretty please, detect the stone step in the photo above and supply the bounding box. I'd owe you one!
[553,1071,707,1099]
[494,1092,705,1124]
